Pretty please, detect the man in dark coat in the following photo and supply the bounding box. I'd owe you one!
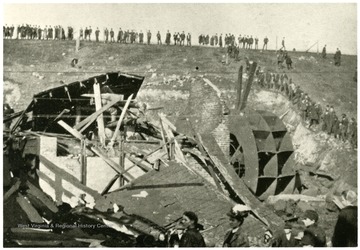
[272,222,298,247]
[186,33,191,46]
[156,31,161,45]
[300,210,326,247]
[95,27,100,42]
[334,48,341,66]
[322,45,327,58]
[263,36,269,50]
[147,30,151,45]
[165,30,171,45]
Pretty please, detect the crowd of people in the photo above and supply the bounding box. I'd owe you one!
[253,65,357,148]
[3,24,74,40]
[134,199,357,247]
[198,33,268,50]
[4,24,274,51]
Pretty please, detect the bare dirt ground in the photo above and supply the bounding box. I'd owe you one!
[3,39,357,243]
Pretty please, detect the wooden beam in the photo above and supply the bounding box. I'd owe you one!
[93,82,106,145]
[26,181,59,213]
[159,114,177,132]
[4,179,21,202]
[58,120,83,139]
[160,117,186,164]
[16,193,44,223]
[39,155,100,198]
[125,155,153,172]
[80,139,87,185]
[122,136,179,175]
[73,95,123,131]
[101,174,120,196]
[160,119,170,160]
[90,146,135,182]
[193,130,223,192]
[109,94,134,147]
[235,66,243,111]
[119,131,125,186]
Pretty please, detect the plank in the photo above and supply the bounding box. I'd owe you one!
[109,94,134,147]
[16,193,44,223]
[26,180,59,213]
[57,120,83,139]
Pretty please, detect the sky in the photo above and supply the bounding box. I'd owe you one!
[2,3,358,54]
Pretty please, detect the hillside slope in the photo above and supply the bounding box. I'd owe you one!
[3,40,357,120]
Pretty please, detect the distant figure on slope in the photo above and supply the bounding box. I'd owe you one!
[334,48,342,66]
[322,45,327,58]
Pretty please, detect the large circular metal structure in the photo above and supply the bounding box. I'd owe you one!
[229,108,297,200]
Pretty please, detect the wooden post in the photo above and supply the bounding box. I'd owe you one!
[119,130,125,186]
[81,139,87,185]
[93,81,106,145]
[235,66,243,111]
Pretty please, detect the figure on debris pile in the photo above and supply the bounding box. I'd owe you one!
[178,211,206,247]
[223,204,251,247]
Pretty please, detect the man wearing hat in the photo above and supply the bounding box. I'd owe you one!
[272,222,298,247]
[300,210,326,247]
[223,204,251,247]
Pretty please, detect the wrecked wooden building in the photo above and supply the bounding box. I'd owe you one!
[3,66,301,247]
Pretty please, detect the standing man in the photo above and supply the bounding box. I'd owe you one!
[180,31,185,46]
[110,28,115,43]
[263,36,269,50]
[95,27,100,42]
[147,30,151,45]
[139,31,144,44]
[219,34,223,47]
[156,31,161,45]
[104,28,109,43]
[254,37,259,50]
[43,25,48,40]
[334,48,342,66]
[88,26,92,41]
[165,30,171,45]
[186,33,191,46]
[322,45,327,59]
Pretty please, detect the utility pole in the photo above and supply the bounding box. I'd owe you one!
[276,36,278,51]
